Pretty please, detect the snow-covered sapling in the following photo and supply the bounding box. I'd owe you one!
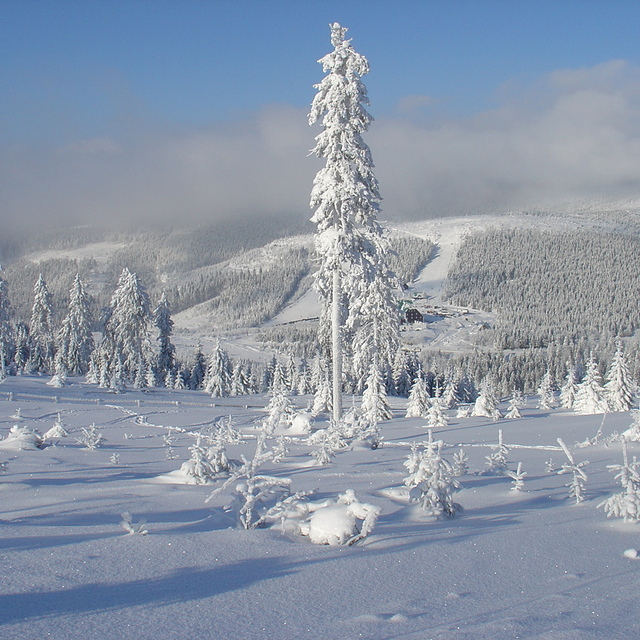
[484,429,509,475]
[622,410,640,442]
[508,462,527,491]
[120,512,148,535]
[452,448,469,477]
[179,434,230,484]
[557,438,589,504]
[405,369,431,418]
[598,441,640,523]
[404,432,462,518]
[426,398,448,430]
[74,424,105,450]
[505,390,524,419]
[206,432,292,530]
[162,433,178,460]
[537,370,555,410]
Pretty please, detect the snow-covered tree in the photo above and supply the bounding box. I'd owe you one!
[188,343,207,390]
[536,370,555,410]
[557,438,589,504]
[404,433,462,518]
[57,274,94,376]
[360,361,392,425]
[472,380,502,420]
[100,268,152,384]
[405,368,431,418]
[28,274,55,374]
[153,292,175,386]
[598,441,640,522]
[309,22,394,423]
[426,398,448,430]
[574,356,607,414]
[559,363,579,409]
[604,342,634,412]
[505,389,524,419]
[0,273,13,380]
[205,339,231,398]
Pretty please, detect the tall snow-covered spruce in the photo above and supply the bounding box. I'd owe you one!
[309,22,398,424]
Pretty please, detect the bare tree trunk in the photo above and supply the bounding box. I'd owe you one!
[332,267,343,425]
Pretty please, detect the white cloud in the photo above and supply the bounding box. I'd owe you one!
[2,60,640,236]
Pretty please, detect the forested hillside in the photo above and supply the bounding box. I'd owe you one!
[445,228,640,349]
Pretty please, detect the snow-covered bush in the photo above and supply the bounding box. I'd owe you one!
[262,391,296,435]
[598,442,640,523]
[622,410,640,442]
[0,425,44,451]
[43,415,68,443]
[483,430,509,475]
[426,398,448,430]
[508,462,527,491]
[177,435,232,485]
[505,390,524,419]
[404,432,462,519]
[74,424,105,450]
[472,381,501,420]
[207,433,293,530]
[557,438,589,504]
[120,512,148,535]
[296,489,380,546]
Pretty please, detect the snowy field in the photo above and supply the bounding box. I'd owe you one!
[2,376,640,639]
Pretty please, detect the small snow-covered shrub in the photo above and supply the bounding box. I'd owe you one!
[0,425,44,451]
[178,435,232,485]
[452,448,469,477]
[508,462,527,491]
[120,512,148,535]
[207,433,293,530]
[598,442,640,523]
[75,424,105,450]
[557,438,589,504]
[404,432,462,519]
[483,429,509,475]
[622,410,640,442]
[296,490,380,546]
[262,391,296,434]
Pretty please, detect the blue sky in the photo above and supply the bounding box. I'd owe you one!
[3,0,640,232]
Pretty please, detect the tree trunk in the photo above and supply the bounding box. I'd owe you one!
[332,267,343,425]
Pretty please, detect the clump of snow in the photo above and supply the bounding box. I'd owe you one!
[0,425,44,451]
[297,489,380,546]
[289,411,313,435]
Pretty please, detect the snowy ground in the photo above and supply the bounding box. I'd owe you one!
[2,376,640,639]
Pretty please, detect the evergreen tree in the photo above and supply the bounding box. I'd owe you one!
[536,370,555,410]
[154,291,175,386]
[28,274,55,374]
[505,389,524,419]
[605,342,634,412]
[405,368,431,418]
[57,274,94,376]
[426,398,448,430]
[101,268,152,384]
[361,361,392,425]
[205,340,231,398]
[0,275,13,379]
[559,363,579,409]
[574,355,607,414]
[309,23,391,423]
[188,343,207,390]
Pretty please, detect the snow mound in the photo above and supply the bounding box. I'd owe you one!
[0,425,44,451]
